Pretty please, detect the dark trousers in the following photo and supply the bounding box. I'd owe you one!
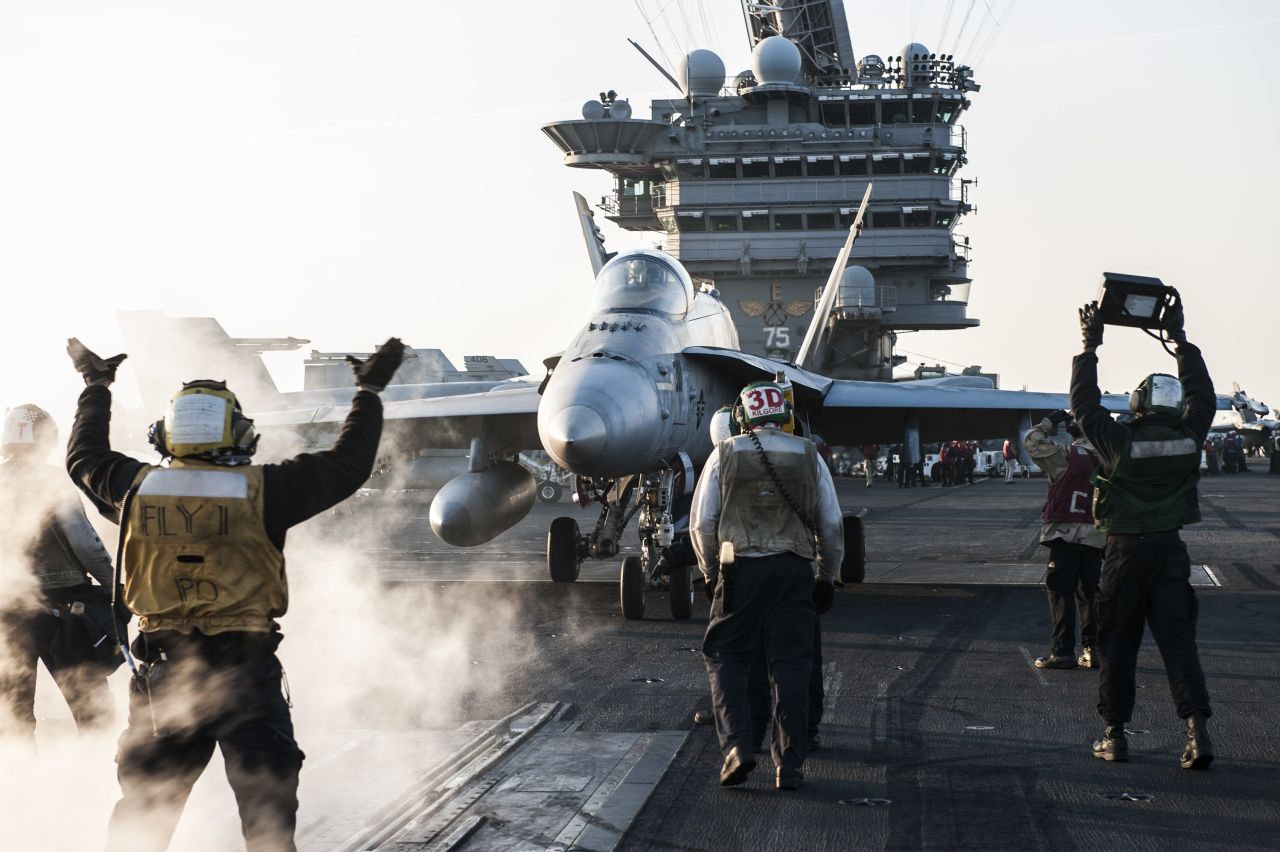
[0,607,114,737]
[703,554,815,771]
[106,632,304,852]
[1044,540,1102,657]
[1095,532,1212,724]
[749,618,823,747]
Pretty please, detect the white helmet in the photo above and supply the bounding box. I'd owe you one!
[709,405,737,445]
[2,404,58,458]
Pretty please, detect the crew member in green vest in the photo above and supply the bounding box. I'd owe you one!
[1071,300,1215,770]
[65,336,403,851]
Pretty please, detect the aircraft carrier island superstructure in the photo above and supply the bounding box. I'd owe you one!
[543,0,981,380]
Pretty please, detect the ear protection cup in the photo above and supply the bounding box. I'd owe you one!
[1129,385,1145,413]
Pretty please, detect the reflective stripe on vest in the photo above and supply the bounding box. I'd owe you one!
[1128,438,1198,459]
[122,462,286,635]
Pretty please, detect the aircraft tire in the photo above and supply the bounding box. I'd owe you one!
[669,562,693,620]
[620,556,645,620]
[537,480,562,503]
[840,514,866,584]
[548,517,580,583]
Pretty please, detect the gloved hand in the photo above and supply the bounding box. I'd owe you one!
[1048,409,1071,425]
[67,338,127,387]
[346,337,406,392]
[1079,302,1104,351]
[813,580,835,615]
[1162,300,1187,345]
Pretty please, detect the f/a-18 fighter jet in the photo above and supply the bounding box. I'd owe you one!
[257,188,1125,620]
[1211,383,1278,454]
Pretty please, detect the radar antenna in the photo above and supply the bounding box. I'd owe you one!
[740,0,855,84]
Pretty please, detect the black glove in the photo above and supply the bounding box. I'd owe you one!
[813,580,835,615]
[346,337,405,392]
[1078,302,1104,351]
[67,338,127,387]
[1048,409,1071,425]
[704,575,717,603]
[1162,300,1187,345]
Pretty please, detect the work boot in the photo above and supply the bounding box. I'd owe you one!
[807,732,821,752]
[776,767,803,791]
[692,710,714,726]
[1035,654,1077,669]
[1180,713,1214,770]
[1077,647,1096,669]
[719,746,756,787]
[1092,724,1128,762]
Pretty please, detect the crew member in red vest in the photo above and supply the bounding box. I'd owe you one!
[1024,410,1105,668]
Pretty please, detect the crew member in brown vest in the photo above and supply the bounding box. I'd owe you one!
[64,336,403,852]
[690,381,843,791]
[1024,410,1105,669]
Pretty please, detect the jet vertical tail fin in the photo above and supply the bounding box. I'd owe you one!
[117,311,306,414]
[796,183,872,372]
[574,191,616,277]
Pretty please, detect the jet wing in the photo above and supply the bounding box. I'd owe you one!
[682,346,832,397]
[815,380,1131,444]
[254,382,543,452]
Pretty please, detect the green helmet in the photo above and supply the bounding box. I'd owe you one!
[737,381,792,429]
[1129,373,1184,417]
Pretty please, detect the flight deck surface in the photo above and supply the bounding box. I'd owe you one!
[189,474,1279,850]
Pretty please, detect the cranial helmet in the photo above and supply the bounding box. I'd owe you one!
[1129,373,1184,417]
[2,404,58,458]
[148,380,258,465]
[709,405,740,445]
[737,381,792,430]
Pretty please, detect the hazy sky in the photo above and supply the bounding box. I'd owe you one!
[1,0,1276,426]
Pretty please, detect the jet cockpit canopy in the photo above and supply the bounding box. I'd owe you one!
[590,251,693,318]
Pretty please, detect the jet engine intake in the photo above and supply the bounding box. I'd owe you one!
[429,461,536,546]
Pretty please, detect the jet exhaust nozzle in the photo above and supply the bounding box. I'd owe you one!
[429,461,536,547]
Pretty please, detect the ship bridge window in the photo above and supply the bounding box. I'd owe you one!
[591,257,691,317]
[871,211,902,228]
[742,209,770,231]
[838,155,867,175]
[774,213,803,230]
[933,103,957,123]
[883,98,910,124]
[774,157,802,177]
[903,206,931,227]
[742,157,770,178]
[929,279,971,304]
[932,154,959,176]
[910,98,938,123]
[709,158,737,179]
[806,156,835,177]
[807,212,836,230]
[903,153,932,174]
[849,101,876,125]
[621,178,648,196]
[675,211,704,232]
[819,100,847,126]
[935,211,955,228]
[838,208,862,228]
[871,154,902,175]
[708,213,739,232]
[676,159,705,180]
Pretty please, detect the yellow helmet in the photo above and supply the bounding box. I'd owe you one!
[148,380,258,464]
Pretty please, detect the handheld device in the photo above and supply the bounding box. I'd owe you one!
[1096,272,1181,329]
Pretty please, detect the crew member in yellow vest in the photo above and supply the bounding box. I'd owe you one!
[64,336,404,852]
[690,381,843,792]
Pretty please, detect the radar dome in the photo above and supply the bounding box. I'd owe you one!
[678,49,726,98]
[610,100,632,120]
[902,42,931,61]
[752,36,802,85]
[581,100,606,120]
[841,265,875,289]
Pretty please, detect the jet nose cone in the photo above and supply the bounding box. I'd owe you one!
[543,405,608,468]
